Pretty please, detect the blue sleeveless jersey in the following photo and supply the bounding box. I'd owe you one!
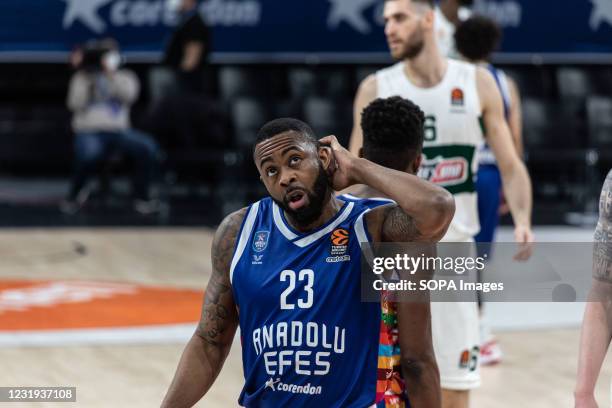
[231,197,383,408]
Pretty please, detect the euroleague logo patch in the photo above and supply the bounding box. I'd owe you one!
[326,228,348,259]
[451,87,464,106]
[331,229,349,247]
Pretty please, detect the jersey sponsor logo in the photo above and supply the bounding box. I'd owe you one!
[451,87,464,106]
[419,145,477,194]
[264,378,323,395]
[265,377,280,391]
[420,156,469,186]
[253,231,270,253]
[325,255,351,263]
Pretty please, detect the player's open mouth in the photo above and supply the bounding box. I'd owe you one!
[287,190,307,211]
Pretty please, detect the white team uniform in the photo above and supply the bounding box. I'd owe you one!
[376,59,483,390]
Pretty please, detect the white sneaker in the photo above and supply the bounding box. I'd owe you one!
[480,339,503,366]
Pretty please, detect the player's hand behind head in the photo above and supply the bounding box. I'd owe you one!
[319,135,357,191]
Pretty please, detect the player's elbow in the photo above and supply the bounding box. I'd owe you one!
[400,350,438,385]
[428,190,455,239]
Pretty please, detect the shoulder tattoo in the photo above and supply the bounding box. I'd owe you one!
[382,205,422,242]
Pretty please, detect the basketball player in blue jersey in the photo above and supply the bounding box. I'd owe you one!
[161,118,455,407]
[454,16,524,366]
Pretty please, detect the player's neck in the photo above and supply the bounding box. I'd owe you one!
[403,46,447,88]
[283,195,344,233]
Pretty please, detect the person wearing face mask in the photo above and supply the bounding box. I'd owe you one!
[62,39,161,215]
[434,0,473,58]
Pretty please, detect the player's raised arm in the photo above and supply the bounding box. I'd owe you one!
[161,209,245,408]
[477,66,534,246]
[325,134,446,406]
[348,74,377,155]
[322,135,455,242]
[576,171,612,408]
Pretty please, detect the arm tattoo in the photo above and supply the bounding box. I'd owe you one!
[382,205,422,242]
[196,209,246,347]
[594,170,612,282]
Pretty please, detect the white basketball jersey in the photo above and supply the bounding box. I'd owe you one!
[376,59,484,242]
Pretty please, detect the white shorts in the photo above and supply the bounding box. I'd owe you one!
[431,301,481,390]
[431,238,481,390]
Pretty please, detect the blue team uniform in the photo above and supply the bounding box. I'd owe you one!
[231,196,386,407]
[475,64,512,244]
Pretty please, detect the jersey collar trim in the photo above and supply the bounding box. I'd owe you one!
[272,201,354,247]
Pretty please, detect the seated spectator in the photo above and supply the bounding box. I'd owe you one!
[61,39,160,215]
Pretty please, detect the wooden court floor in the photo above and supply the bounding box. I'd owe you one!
[0,229,610,408]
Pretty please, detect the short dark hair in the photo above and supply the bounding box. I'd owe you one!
[254,118,317,152]
[361,96,425,171]
[454,16,502,62]
[384,0,434,7]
